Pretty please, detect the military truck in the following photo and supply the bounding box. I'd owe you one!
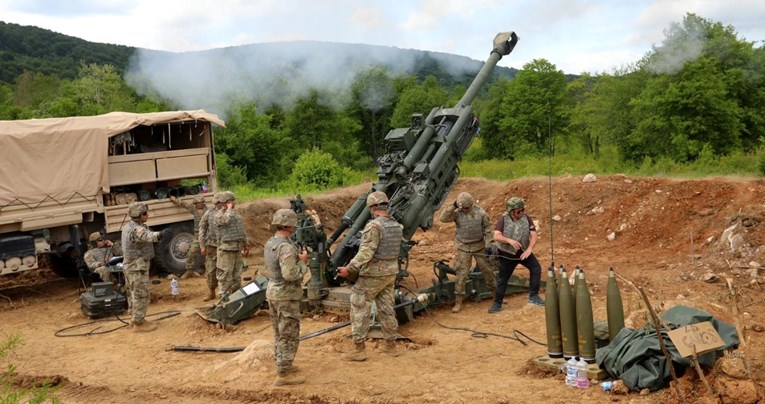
[0,110,224,277]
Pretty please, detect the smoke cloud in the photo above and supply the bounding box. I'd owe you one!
[125,41,483,119]
[648,19,706,75]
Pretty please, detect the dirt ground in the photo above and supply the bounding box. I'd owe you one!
[2,175,765,403]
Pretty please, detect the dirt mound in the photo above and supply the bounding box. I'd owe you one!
[2,175,765,403]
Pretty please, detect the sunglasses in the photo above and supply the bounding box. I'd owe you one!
[513,208,525,214]
[97,238,105,242]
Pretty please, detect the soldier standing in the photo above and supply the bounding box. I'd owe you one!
[214,192,249,296]
[83,231,122,284]
[337,191,403,361]
[169,194,208,279]
[439,192,496,313]
[489,196,544,313]
[198,193,223,301]
[264,209,309,386]
[121,202,168,332]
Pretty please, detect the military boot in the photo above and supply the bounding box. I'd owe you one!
[131,319,157,333]
[202,288,217,302]
[272,371,304,386]
[341,341,367,362]
[379,340,399,357]
[452,295,463,313]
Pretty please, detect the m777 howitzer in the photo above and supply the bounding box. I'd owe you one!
[197,32,535,327]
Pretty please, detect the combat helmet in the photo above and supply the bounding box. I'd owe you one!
[88,231,103,243]
[456,192,474,209]
[220,191,236,203]
[272,209,298,227]
[128,202,148,218]
[193,194,205,204]
[366,191,389,208]
[506,197,525,211]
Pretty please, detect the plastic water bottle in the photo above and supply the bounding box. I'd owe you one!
[576,357,590,389]
[565,357,578,387]
[170,278,179,298]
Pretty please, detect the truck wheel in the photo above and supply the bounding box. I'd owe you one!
[153,222,202,276]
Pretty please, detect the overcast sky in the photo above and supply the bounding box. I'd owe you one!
[2,0,764,75]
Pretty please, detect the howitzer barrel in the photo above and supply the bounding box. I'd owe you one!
[456,32,518,108]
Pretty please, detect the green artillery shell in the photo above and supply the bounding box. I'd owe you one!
[558,265,578,358]
[606,267,625,342]
[575,270,596,363]
[544,265,562,358]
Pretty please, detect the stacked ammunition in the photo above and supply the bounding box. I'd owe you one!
[545,265,625,364]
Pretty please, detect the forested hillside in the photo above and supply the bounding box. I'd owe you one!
[0,22,135,82]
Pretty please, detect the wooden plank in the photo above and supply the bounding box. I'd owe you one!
[156,154,209,181]
[109,160,156,186]
[107,147,209,163]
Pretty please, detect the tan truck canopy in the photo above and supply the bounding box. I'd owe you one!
[0,110,224,207]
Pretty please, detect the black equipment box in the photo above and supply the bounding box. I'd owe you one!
[80,282,128,319]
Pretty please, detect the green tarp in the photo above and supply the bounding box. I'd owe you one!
[595,305,739,391]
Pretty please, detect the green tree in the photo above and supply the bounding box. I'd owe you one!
[283,89,368,170]
[215,104,288,186]
[626,14,749,162]
[567,68,648,161]
[38,64,146,117]
[497,59,568,156]
[12,72,62,113]
[390,75,449,128]
[347,67,399,158]
[629,57,742,161]
[473,77,512,159]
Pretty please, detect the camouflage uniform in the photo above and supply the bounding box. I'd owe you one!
[199,203,221,292]
[439,200,496,297]
[214,204,248,295]
[264,233,307,373]
[171,196,208,271]
[346,215,403,343]
[121,219,160,323]
[84,242,122,283]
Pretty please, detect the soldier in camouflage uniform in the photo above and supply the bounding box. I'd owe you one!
[338,191,403,361]
[198,192,223,301]
[121,202,168,332]
[214,192,249,296]
[83,231,122,284]
[264,209,309,386]
[169,194,208,279]
[489,196,544,314]
[439,192,496,313]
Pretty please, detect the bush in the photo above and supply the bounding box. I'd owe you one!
[287,149,354,191]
